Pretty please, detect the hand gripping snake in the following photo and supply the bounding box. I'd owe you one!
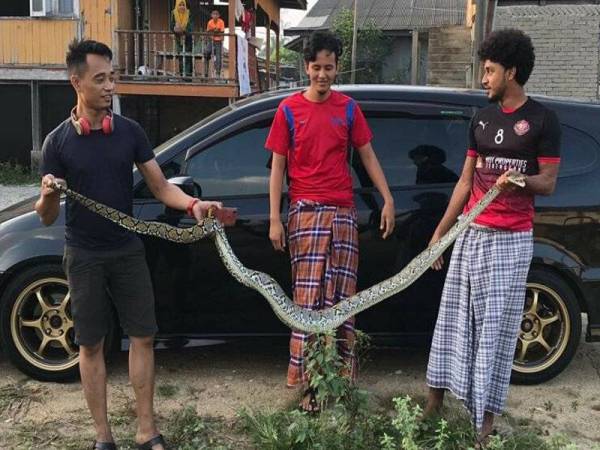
[50,175,525,333]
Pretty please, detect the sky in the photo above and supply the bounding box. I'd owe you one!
[280,0,317,29]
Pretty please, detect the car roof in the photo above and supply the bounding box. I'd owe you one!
[234,84,600,110]
[150,84,600,167]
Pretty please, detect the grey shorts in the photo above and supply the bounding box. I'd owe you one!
[62,237,158,346]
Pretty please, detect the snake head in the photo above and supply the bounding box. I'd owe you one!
[49,179,68,193]
[507,173,526,188]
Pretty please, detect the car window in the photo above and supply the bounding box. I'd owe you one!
[355,109,469,188]
[559,126,600,177]
[185,121,272,197]
[134,152,186,199]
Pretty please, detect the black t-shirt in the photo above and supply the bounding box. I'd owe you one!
[41,114,154,249]
[464,98,561,231]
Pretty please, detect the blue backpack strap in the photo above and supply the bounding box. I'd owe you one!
[346,99,356,133]
[346,99,356,164]
[282,104,295,151]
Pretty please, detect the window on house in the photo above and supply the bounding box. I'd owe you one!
[0,1,30,16]
[30,0,77,17]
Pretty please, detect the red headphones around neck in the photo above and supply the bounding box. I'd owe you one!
[70,107,114,136]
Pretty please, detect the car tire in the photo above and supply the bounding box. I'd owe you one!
[511,268,581,385]
[0,263,118,382]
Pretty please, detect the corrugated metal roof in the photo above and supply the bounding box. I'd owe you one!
[286,0,466,33]
[280,0,308,10]
[497,4,600,17]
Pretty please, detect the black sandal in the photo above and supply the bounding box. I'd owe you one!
[137,434,167,450]
[299,388,320,414]
[91,441,117,450]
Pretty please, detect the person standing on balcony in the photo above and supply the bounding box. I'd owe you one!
[265,31,395,412]
[205,9,225,78]
[35,39,222,450]
[171,0,194,78]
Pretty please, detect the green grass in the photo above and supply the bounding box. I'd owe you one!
[0,331,594,449]
[1,399,594,450]
[163,406,243,450]
[239,395,594,450]
[0,161,39,185]
[157,383,179,398]
[0,383,47,415]
[237,332,589,450]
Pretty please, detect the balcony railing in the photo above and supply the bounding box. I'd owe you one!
[114,30,237,84]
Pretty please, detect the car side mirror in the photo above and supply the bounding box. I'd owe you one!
[167,176,202,198]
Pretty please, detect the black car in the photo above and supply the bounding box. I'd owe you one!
[1,85,599,384]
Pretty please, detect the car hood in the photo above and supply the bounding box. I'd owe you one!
[0,196,38,224]
[0,196,65,236]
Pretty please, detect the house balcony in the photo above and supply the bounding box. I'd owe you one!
[113,29,259,98]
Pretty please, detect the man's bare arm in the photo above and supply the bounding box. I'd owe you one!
[35,174,64,226]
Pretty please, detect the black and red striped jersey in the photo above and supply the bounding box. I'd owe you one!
[464,98,561,231]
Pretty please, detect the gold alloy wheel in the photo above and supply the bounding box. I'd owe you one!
[10,277,79,372]
[513,283,570,374]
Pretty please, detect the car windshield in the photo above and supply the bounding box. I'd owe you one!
[151,105,233,156]
[150,88,303,157]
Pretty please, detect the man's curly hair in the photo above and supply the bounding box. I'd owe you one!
[303,31,343,64]
[478,29,535,86]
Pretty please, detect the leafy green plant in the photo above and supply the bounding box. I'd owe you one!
[165,406,233,450]
[433,418,450,450]
[0,161,38,185]
[305,331,350,409]
[240,331,584,450]
[332,8,391,84]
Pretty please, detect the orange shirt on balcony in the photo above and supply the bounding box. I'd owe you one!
[207,18,225,42]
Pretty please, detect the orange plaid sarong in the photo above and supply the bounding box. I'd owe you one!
[286,200,359,388]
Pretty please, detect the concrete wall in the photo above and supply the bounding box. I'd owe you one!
[496,4,600,101]
[427,25,472,88]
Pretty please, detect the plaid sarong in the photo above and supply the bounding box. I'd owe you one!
[286,200,359,388]
[426,225,533,431]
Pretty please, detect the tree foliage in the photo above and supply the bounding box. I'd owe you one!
[332,8,391,84]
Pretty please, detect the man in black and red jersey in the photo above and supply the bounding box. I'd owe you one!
[422,29,561,447]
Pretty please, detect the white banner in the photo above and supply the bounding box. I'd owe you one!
[237,32,251,97]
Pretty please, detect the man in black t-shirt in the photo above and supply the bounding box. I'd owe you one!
[35,40,222,450]
[422,30,561,447]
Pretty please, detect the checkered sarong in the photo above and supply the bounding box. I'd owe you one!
[286,200,359,388]
[426,225,533,431]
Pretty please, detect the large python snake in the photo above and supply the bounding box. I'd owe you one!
[51,175,525,333]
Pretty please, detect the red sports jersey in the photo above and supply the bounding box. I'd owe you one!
[465,98,561,231]
[265,91,372,207]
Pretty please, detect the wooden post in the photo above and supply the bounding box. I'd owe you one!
[411,29,419,85]
[485,0,498,37]
[350,0,358,84]
[265,18,271,90]
[472,0,486,88]
[228,0,237,83]
[30,81,42,172]
[275,25,280,87]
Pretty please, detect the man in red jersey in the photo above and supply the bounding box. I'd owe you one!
[423,29,561,448]
[265,31,395,412]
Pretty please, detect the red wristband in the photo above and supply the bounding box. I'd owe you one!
[186,198,199,216]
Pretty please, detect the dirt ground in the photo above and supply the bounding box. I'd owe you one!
[0,319,598,449]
